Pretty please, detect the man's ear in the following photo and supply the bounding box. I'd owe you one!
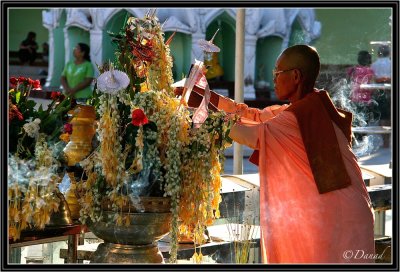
[293,68,302,82]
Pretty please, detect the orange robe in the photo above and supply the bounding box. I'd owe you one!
[219,94,375,263]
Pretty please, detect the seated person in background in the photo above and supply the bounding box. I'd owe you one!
[371,44,391,83]
[18,31,38,65]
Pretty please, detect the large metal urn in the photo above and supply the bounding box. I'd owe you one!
[87,197,172,263]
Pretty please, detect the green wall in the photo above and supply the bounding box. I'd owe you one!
[207,12,236,82]
[67,27,90,61]
[289,19,307,47]
[103,10,128,65]
[50,11,66,87]
[8,8,48,52]
[256,36,283,88]
[165,32,192,81]
[312,8,392,65]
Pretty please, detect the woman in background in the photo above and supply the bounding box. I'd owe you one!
[347,50,376,125]
[61,43,94,104]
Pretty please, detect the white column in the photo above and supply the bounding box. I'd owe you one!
[191,32,206,62]
[44,29,54,87]
[243,34,257,99]
[42,9,60,88]
[233,8,245,175]
[63,27,70,65]
[89,29,103,77]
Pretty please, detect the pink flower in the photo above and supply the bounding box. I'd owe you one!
[131,109,149,126]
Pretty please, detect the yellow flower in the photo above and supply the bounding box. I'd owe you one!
[140,82,149,92]
[192,252,203,263]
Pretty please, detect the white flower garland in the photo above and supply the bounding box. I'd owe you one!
[23,118,41,138]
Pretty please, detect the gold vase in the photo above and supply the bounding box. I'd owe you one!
[63,105,96,220]
[87,197,172,263]
[46,189,73,226]
[63,105,96,167]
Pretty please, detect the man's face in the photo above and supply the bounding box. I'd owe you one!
[273,55,298,101]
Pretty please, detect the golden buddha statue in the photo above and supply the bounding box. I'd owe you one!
[204,52,224,80]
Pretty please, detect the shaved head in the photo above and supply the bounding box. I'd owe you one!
[278,44,320,89]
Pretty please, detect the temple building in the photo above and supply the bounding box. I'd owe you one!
[41,8,321,99]
[6,6,394,265]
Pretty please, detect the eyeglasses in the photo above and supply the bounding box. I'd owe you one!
[272,68,297,79]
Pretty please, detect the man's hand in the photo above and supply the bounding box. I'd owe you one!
[64,87,73,95]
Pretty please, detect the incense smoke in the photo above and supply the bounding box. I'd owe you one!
[328,77,383,157]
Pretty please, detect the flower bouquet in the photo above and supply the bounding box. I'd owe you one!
[76,13,235,263]
[8,77,73,240]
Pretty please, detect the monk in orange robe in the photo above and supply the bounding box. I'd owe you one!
[180,45,375,263]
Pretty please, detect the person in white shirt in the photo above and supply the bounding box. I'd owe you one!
[371,45,391,83]
[370,44,391,125]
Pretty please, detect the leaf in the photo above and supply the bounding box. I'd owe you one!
[15,91,21,103]
[25,99,37,110]
[143,121,157,132]
[125,123,139,146]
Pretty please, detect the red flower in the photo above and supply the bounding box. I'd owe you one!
[18,76,26,83]
[51,91,63,100]
[64,123,73,134]
[10,77,18,86]
[131,108,149,126]
[32,80,41,89]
